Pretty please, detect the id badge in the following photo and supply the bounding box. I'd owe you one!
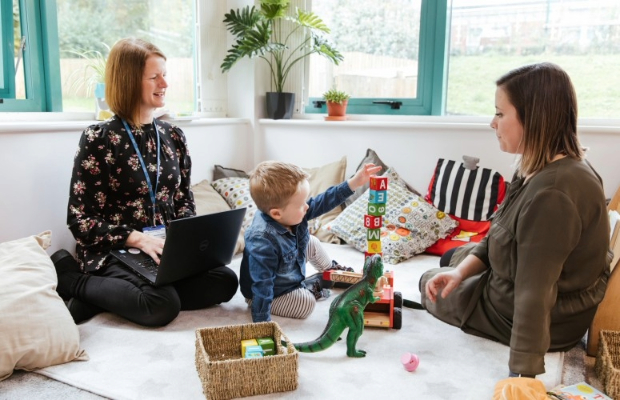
[143,225,166,239]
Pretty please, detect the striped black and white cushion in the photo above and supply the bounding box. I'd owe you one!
[427,158,505,221]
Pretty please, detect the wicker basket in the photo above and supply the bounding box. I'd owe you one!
[195,321,298,399]
[595,329,620,399]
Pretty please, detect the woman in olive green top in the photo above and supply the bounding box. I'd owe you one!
[420,62,610,379]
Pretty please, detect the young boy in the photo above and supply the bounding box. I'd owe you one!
[240,160,381,323]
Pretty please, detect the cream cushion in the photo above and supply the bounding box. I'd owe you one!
[305,156,347,244]
[0,231,88,381]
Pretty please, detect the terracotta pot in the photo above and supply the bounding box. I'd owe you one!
[326,100,348,117]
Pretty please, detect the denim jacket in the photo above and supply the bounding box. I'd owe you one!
[240,181,353,322]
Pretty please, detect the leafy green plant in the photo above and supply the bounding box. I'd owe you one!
[66,44,109,96]
[221,0,343,93]
[323,88,350,105]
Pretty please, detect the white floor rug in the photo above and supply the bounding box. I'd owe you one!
[35,244,563,400]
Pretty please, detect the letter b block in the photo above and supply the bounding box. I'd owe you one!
[363,215,382,229]
[368,189,387,204]
[367,203,386,216]
[369,176,389,191]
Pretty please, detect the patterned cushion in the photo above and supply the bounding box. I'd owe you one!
[426,158,505,221]
[325,168,458,264]
[210,177,257,231]
[424,157,507,256]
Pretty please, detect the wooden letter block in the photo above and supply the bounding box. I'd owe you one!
[369,190,387,204]
[363,215,383,229]
[367,203,386,216]
[365,251,382,260]
[369,176,389,191]
[367,229,381,241]
[241,339,258,358]
[367,241,382,253]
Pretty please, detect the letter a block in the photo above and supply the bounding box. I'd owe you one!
[364,215,383,229]
[368,190,387,204]
[367,240,382,254]
[367,203,386,216]
[367,228,381,241]
[369,176,389,191]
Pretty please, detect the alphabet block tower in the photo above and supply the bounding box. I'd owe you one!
[364,176,388,260]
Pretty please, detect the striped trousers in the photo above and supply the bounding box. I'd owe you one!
[246,235,332,319]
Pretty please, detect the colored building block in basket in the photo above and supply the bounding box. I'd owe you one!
[367,228,381,241]
[241,338,258,358]
[244,345,264,358]
[364,215,383,229]
[369,189,387,204]
[367,240,382,254]
[368,203,386,216]
[369,176,389,191]
[257,337,275,356]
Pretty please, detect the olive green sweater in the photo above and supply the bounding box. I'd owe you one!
[469,157,609,375]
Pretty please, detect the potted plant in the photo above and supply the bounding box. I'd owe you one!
[67,45,112,120]
[323,88,350,121]
[221,0,343,119]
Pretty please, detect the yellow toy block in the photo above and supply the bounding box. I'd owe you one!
[367,240,382,253]
[241,339,258,358]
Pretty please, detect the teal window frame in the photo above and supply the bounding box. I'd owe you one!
[0,0,17,99]
[0,0,62,112]
[305,0,449,116]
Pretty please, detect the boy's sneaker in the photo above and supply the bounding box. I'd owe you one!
[308,279,331,301]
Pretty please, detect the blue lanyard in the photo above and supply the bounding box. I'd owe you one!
[121,119,161,224]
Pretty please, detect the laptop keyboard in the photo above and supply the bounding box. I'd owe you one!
[137,257,159,274]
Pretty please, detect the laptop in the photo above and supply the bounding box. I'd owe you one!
[110,208,245,286]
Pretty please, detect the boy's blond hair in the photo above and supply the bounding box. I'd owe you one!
[249,161,310,213]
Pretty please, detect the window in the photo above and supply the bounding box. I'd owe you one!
[0,0,196,114]
[447,0,620,119]
[57,0,196,114]
[307,0,618,118]
[305,0,449,116]
[0,0,61,112]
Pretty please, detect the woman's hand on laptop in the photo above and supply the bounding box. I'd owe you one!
[126,231,166,265]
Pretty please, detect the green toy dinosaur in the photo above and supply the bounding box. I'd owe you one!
[293,254,384,358]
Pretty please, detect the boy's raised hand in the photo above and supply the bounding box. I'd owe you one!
[347,163,382,191]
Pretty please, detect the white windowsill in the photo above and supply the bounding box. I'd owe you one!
[260,114,620,134]
[0,112,249,134]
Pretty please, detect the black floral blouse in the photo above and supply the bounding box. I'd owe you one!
[67,115,195,272]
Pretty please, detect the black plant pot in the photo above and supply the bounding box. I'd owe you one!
[266,92,295,120]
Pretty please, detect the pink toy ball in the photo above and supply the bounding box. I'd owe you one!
[401,352,420,372]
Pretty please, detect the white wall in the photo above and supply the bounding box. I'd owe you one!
[0,119,252,253]
[258,117,620,199]
[1,115,619,255]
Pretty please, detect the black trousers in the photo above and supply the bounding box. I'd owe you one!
[74,259,238,327]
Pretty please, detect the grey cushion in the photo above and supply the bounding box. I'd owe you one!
[213,165,249,181]
[344,149,390,207]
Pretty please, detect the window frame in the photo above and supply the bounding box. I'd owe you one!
[0,0,61,112]
[304,0,449,116]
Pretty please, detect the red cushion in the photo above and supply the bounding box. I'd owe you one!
[424,216,491,256]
